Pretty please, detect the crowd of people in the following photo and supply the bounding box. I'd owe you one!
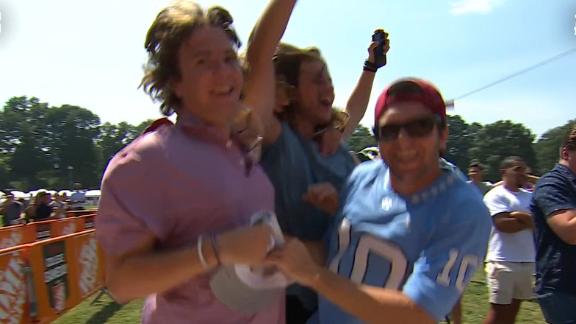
[93,1,575,324]
[0,184,88,226]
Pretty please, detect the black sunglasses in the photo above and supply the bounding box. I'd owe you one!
[373,116,441,142]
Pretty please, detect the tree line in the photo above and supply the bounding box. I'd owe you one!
[0,97,152,190]
[1,96,574,190]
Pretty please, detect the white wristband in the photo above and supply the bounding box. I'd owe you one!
[197,235,209,270]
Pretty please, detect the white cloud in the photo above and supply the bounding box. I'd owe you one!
[450,0,503,16]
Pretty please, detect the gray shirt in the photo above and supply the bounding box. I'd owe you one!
[2,201,23,225]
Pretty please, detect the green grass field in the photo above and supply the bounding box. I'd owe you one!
[54,272,546,324]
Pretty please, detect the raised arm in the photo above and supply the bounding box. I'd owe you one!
[341,30,390,139]
[241,0,298,145]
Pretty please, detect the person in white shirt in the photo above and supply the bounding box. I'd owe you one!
[483,156,535,324]
[70,183,86,211]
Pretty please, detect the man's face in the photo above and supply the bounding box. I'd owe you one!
[502,161,527,189]
[293,59,335,126]
[172,26,243,128]
[41,194,51,204]
[468,166,483,183]
[565,147,576,174]
[376,102,447,181]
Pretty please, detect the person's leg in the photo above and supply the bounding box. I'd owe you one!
[507,263,534,323]
[484,302,521,324]
[450,298,462,324]
[484,262,517,324]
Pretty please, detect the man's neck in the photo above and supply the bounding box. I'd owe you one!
[290,116,317,140]
[559,159,576,175]
[503,180,520,192]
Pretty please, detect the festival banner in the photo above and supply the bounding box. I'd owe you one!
[50,218,83,237]
[27,234,76,323]
[0,245,31,324]
[68,231,104,300]
[79,215,95,231]
[33,221,52,242]
[0,225,36,250]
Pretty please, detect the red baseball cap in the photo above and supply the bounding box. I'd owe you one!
[374,78,446,125]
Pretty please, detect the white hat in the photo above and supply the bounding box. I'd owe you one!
[210,211,291,314]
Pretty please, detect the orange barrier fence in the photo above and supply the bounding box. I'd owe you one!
[65,210,97,218]
[0,230,105,323]
[0,215,96,250]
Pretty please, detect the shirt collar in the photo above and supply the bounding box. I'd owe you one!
[175,112,262,176]
[383,159,459,205]
[176,113,231,147]
[555,163,576,180]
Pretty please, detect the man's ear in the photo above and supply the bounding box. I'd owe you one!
[439,126,448,152]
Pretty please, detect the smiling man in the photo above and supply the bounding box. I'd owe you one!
[267,78,491,323]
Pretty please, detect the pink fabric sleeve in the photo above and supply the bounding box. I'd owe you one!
[96,140,169,257]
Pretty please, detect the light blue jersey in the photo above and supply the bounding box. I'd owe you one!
[313,160,491,323]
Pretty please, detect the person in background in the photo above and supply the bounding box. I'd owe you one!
[0,193,23,226]
[51,193,68,218]
[26,191,54,222]
[483,156,534,324]
[467,161,492,196]
[70,183,87,210]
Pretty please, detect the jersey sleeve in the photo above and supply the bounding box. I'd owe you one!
[402,197,491,321]
[533,177,576,218]
[483,188,510,216]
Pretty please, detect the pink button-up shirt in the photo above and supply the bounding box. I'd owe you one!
[96,114,284,324]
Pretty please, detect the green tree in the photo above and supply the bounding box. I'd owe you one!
[346,125,376,153]
[468,120,537,182]
[96,122,141,173]
[44,105,101,188]
[9,131,51,189]
[534,119,576,173]
[445,115,480,172]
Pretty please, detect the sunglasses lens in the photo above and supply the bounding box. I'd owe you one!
[404,118,435,137]
[379,125,400,141]
[378,117,438,141]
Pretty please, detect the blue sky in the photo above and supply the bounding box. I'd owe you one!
[0,0,574,138]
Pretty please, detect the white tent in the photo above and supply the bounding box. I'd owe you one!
[85,190,101,198]
[10,191,28,199]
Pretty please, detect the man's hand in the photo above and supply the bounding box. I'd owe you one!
[266,238,322,287]
[367,29,390,67]
[303,183,339,215]
[511,211,534,228]
[217,223,273,265]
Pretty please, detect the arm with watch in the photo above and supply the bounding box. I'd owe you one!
[103,212,274,303]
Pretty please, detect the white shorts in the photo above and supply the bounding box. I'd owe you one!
[485,261,534,304]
